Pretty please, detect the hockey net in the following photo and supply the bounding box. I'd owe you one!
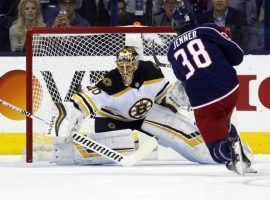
[25,26,184,162]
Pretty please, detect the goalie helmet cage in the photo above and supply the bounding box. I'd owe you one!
[25,26,177,163]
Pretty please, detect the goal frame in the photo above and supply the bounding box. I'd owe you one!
[25,26,175,162]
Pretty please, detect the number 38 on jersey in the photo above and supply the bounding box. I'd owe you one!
[174,39,212,80]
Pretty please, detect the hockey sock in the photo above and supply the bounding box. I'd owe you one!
[207,140,232,163]
[229,123,239,140]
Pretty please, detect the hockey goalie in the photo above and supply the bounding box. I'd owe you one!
[52,46,253,167]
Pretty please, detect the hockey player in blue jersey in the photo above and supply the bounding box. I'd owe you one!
[167,5,256,175]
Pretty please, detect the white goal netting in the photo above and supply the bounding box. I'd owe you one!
[26,26,182,162]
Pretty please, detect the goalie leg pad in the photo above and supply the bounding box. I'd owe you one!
[54,137,76,165]
[142,104,215,164]
[54,129,135,165]
[81,129,135,165]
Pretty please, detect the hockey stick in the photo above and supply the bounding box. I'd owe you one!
[152,40,171,68]
[0,98,158,166]
[0,99,56,135]
[72,132,158,167]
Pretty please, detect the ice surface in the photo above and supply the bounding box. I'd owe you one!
[0,155,269,200]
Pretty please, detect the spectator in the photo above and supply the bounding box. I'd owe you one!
[247,0,265,51]
[206,0,258,25]
[229,0,258,25]
[197,0,209,13]
[77,0,109,26]
[152,0,163,15]
[124,0,151,25]
[187,0,208,14]
[39,0,58,24]
[153,0,183,26]
[0,0,18,20]
[0,0,19,51]
[196,0,249,51]
[107,0,130,26]
[9,0,45,52]
[48,0,90,27]
[152,0,208,15]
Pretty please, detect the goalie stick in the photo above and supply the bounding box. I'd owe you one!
[151,40,171,68]
[0,98,158,166]
[0,99,56,135]
[72,132,158,167]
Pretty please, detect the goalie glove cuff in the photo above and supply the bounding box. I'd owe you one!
[54,102,84,141]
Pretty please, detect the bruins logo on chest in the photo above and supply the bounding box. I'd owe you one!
[129,98,153,119]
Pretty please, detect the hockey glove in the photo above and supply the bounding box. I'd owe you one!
[220,26,232,39]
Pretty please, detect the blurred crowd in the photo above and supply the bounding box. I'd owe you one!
[0,0,266,53]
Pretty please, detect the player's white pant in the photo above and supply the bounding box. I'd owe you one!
[142,104,216,164]
[54,129,135,165]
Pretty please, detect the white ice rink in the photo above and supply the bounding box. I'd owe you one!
[0,155,269,200]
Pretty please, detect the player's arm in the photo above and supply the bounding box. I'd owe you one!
[203,23,232,39]
[72,87,97,118]
[200,25,244,66]
[72,85,112,118]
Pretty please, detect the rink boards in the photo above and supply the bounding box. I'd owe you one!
[0,55,270,155]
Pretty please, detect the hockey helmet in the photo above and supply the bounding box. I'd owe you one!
[116,46,139,86]
[172,5,196,34]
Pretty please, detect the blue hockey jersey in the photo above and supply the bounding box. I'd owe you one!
[167,23,244,109]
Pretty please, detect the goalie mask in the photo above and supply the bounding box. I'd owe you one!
[116,46,139,86]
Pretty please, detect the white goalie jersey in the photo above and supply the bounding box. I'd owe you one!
[72,60,174,121]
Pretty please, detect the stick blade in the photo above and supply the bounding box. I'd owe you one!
[120,137,158,167]
[132,137,158,162]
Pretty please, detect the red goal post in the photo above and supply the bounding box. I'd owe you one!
[25,26,178,163]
